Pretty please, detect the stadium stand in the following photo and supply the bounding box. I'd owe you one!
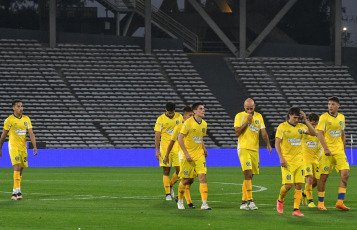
[227,57,357,147]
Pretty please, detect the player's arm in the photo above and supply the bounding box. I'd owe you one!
[275,137,287,167]
[300,111,316,136]
[155,131,161,160]
[178,133,192,162]
[202,141,208,157]
[0,129,9,159]
[261,128,272,154]
[341,130,346,152]
[235,115,252,137]
[28,128,38,156]
[163,140,175,164]
[317,130,331,156]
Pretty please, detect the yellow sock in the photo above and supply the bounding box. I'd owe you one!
[244,180,253,201]
[318,191,325,205]
[304,184,313,200]
[294,189,302,210]
[163,175,171,194]
[242,180,247,201]
[278,185,289,202]
[184,184,192,204]
[337,187,346,204]
[200,183,208,201]
[170,172,179,186]
[14,171,21,189]
[178,182,185,200]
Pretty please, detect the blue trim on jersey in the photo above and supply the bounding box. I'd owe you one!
[338,193,345,200]
[12,114,22,119]
[165,113,175,119]
[318,196,324,202]
[328,113,338,118]
[287,121,296,127]
[193,116,202,125]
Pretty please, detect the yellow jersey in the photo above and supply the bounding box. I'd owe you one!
[171,123,183,152]
[154,112,183,154]
[302,132,320,164]
[276,121,308,165]
[4,114,33,151]
[316,112,345,155]
[180,117,207,161]
[234,111,266,151]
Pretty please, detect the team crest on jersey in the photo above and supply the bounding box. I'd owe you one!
[15,156,20,162]
[324,166,330,172]
[306,167,311,173]
[298,129,303,134]
[193,129,196,132]
[328,122,332,125]
[339,121,344,127]
[202,128,206,133]
[176,120,180,125]
[246,161,251,167]
[286,174,292,181]
[255,120,259,125]
[183,170,189,176]
[24,121,28,127]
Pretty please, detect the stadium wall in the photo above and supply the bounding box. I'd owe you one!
[0,144,355,167]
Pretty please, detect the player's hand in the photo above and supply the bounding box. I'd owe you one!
[33,147,38,156]
[280,157,287,168]
[324,148,332,156]
[300,111,306,120]
[185,153,193,162]
[267,145,272,154]
[163,155,169,164]
[247,113,253,122]
[155,150,161,161]
[203,149,208,157]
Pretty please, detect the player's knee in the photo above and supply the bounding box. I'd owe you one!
[285,184,293,190]
[341,171,349,181]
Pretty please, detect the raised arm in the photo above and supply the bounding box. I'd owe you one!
[300,111,316,136]
[235,114,253,137]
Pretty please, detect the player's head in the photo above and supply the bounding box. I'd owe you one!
[287,107,300,125]
[165,102,176,117]
[192,102,205,118]
[183,106,193,121]
[328,96,340,114]
[12,99,23,116]
[244,98,255,114]
[307,112,319,128]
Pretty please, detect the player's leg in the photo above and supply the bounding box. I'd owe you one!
[177,159,195,209]
[335,154,350,211]
[292,183,304,216]
[185,178,195,208]
[169,151,180,198]
[238,149,253,209]
[198,173,211,210]
[277,165,294,214]
[13,164,21,200]
[163,167,172,200]
[303,175,314,207]
[246,150,259,210]
[317,153,333,210]
[177,178,188,209]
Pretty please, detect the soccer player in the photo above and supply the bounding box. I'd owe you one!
[301,112,320,208]
[177,103,210,210]
[154,102,183,200]
[275,107,316,216]
[163,106,195,208]
[234,98,272,210]
[316,96,350,211]
[0,100,38,200]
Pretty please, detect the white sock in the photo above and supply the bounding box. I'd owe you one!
[13,189,16,194]
[16,188,21,194]
[202,201,207,205]
[178,199,183,203]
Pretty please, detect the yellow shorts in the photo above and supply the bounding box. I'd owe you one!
[303,161,320,180]
[159,150,180,167]
[238,148,259,174]
[9,149,28,168]
[319,151,350,174]
[281,164,304,184]
[178,156,205,179]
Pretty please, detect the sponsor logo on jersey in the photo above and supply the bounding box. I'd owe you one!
[192,136,203,144]
[288,138,301,146]
[305,141,318,148]
[166,129,174,135]
[15,129,27,136]
[328,130,341,137]
[248,124,259,133]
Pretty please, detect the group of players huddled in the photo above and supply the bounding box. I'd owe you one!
[155,96,350,215]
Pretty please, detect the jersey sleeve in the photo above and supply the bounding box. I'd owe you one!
[275,124,284,139]
[27,117,33,129]
[234,113,243,127]
[260,114,266,129]
[204,123,207,136]
[316,114,327,131]
[302,124,308,133]
[180,121,190,135]
[342,115,346,130]
[154,116,162,132]
[3,118,10,131]
[171,125,180,141]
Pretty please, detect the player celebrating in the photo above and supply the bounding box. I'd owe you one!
[154,102,183,200]
[316,96,350,211]
[177,103,210,210]
[301,112,320,208]
[163,106,195,208]
[275,107,316,216]
[234,98,272,210]
[0,100,38,200]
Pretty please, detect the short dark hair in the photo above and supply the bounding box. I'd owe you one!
[308,112,319,122]
[328,96,340,104]
[192,102,203,111]
[12,99,22,107]
[183,105,192,114]
[165,102,175,112]
[286,107,300,120]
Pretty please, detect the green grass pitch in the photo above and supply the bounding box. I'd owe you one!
[0,166,355,229]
